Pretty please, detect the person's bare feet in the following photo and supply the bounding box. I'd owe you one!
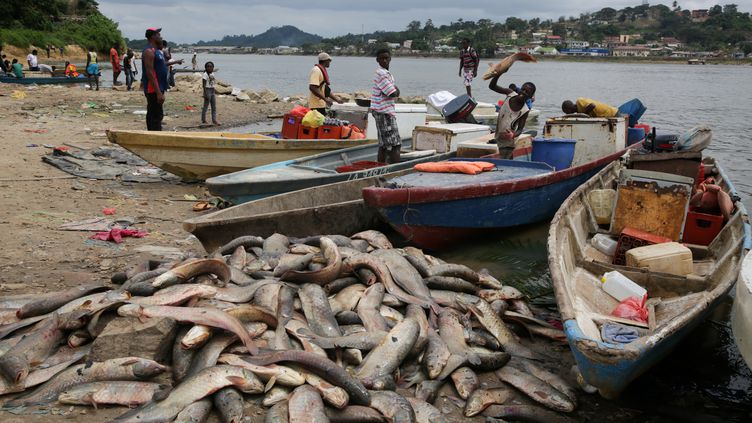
[213,121,221,126]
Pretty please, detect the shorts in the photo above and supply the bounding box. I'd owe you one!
[462,68,475,87]
[86,63,99,76]
[371,111,401,151]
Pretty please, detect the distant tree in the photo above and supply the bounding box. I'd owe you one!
[505,17,527,32]
[424,19,435,32]
[406,20,421,33]
[552,23,566,37]
[709,5,723,16]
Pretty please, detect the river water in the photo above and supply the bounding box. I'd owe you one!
[172,54,752,420]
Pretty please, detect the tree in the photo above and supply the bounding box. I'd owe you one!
[424,19,435,32]
[406,20,421,33]
[505,17,528,32]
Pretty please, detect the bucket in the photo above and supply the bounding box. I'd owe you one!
[627,127,645,146]
[531,137,576,170]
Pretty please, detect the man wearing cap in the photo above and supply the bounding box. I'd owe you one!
[141,27,169,131]
[308,52,343,115]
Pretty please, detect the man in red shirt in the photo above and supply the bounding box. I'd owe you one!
[110,44,121,86]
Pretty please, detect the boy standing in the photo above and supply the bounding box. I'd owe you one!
[201,61,220,126]
[458,38,479,97]
[370,48,401,164]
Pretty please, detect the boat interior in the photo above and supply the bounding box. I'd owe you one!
[287,139,435,173]
[550,152,749,348]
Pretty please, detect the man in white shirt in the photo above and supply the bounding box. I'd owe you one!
[26,50,39,71]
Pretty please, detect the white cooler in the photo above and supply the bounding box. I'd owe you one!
[332,103,428,140]
[412,123,491,153]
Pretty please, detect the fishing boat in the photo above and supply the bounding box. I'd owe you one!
[732,250,752,369]
[548,153,750,398]
[0,75,86,85]
[106,130,375,181]
[184,170,413,253]
[363,116,635,250]
[206,138,453,204]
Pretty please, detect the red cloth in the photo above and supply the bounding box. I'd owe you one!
[90,228,148,244]
[414,161,496,175]
[103,207,116,215]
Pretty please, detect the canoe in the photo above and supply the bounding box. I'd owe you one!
[0,75,87,85]
[548,153,750,399]
[732,250,752,369]
[106,130,376,181]
[184,170,414,253]
[206,138,454,204]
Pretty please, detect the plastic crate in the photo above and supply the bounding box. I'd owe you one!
[318,125,343,139]
[613,227,672,265]
[281,114,301,139]
[683,210,724,245]
[297,125,318,139]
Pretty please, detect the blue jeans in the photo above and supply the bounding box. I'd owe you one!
[124,67,134,90]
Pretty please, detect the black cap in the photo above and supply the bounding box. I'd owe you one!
[145,27,162,38]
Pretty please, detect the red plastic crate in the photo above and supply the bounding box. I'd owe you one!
[281,114,301,139]
[297,125,318,139]
[683,210,723,245]
[613,227,672,265]
[318,125,344,139]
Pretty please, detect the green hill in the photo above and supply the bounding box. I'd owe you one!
[196,25,322,47]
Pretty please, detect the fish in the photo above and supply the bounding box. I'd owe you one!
[436,308,480,380]
[15,283,108,318]
[273,253,314,277]
[181,324,213,350]
[520,360,578,406]
[356,317,420,389]
[67,329,91,348]
[281,237,342,286]
[483,404,577,423]
[424,276,479,294]
[56,290,132,315]
[325,405,387,422]
[218,353,306,386]
[186,333,242,378]
[117,303,258,355]
[5,356,167,406]
[462,298,537,360]
[299,367,350,409]
[369,390,416,423]
[299,283,341,337]
[423,331,451,379]
[329,284,367,315]
[344,254,434,310]
[57,381,171,408]
[429,263,480,283]
[264,400,289,423]
[288,384,328,422]
[323,277,359,295]
[464,387,512,417]
[217,235,264,256]
[174,398,213,423]
[451,366,479,399]
[351,230,393,249]
[273,285,295,350]
[482,52,537,80]
[213,387,245,423]
[496,365,575,413]
[356,283,390,332]
[402,247,432,277]
[152,258,231,289]
[405,304,429,357]
[414,379,443,403]
[130,284,217,306]
[478,287,525,302]
[372,249,435,308]
[111,365,264,423]
[263,385,290,406]
[0,313,63,385]
[0,355,84,395]
[293,326,387,350]
[173,326,196,382]
[406,397,442,423]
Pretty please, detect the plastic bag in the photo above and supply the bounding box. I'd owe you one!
[302,110,325,128]
[289,105,310,119]
[611,296,648,323]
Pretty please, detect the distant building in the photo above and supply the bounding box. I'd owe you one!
[545,35,562,45]
[367,39,377,45]
[691,9,709,22]
[559,48,608,57]
[386,42,400,50]
[534,46,559,56]
[660,37,682,48]
[403,40,412,49]
[612,45,650,57]
[567,40,590,49]
[434,44,457,52]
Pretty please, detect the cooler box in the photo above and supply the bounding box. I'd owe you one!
[455,134,498,158]
[625,242,693,276]
[683,210,724,245]
[358,103,427,140]
[412,123,491,153]
[281,114,301,139]
[531,138,576,170]
[442,94,477,123]
[543,116,626,167]
[297,125,318,139]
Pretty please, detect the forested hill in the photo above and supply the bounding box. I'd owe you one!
[196,26,322,47]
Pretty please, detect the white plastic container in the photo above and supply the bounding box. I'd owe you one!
[591,234,618,257]
[587,189,616,225]
[601,271,647,302]
[625,242,693,276]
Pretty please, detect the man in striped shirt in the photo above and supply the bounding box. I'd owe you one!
[370,48,401,164]
[459,38,479,97]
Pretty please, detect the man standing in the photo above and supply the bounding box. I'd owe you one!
[308,52,342,115]
[488,72,536,159]
[142,27,169,131]
[191,52,197,70]
[458,38,479,97]
[370,48,401,164]
[123,48,136,91]
[26,50,39,71]
[110,44,121,85]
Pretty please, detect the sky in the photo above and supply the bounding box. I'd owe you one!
[98,0,752,43]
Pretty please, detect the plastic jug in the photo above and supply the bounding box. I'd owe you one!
[588,189,616,225]
[601,271,647,302]
[590,234,618,257]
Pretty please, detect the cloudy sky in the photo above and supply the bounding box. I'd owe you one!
[99,0,752,43]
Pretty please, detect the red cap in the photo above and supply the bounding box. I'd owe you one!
[145,27,162,38]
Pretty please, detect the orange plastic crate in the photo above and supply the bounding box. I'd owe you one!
[683,211,723,245]
[297,125,318,139]
[318,125,344,139]
[281,114,301,139]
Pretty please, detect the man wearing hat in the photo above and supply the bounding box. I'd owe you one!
[141,27,169,130]
[308,52,343,115]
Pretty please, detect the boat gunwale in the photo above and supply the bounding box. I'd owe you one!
[106,129,377,147]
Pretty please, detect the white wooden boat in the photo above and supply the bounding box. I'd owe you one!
[732,250,752,369]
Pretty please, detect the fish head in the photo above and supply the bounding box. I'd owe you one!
[230,369,265,394]
[131,359,169,378]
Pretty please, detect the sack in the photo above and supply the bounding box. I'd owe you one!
[289,105,310,119]
[676,125,712,152]
[611,296,648,323]
[302,110,325,128]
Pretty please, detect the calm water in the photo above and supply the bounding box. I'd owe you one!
[172,54,752,420]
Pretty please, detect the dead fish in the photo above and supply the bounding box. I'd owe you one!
[405,304,429,359]
[173,327,196,382]
[325,405,387,422]
[344,254,434,310]
[227,245,247,269]
[284,319,328,357]
[429,290,480,309]
[406,397,442,423]
[288,384,328,422]
[351,230,393,249]
[58,381,170,408]
[329,284,367,315]
[478,269,504,290]
[380,305,405,327]
[218,353,305,386]
[463,298,537,361]
[117,304,258,355]
[369,390,416,423]
[451,366,479,400]
[217,235,264,256]
[436,308,480,380]
[429,263,480,284]
[424,276,479,294]
[402,247,432,277]
[282,237,342,286]
[120,268,168,293]
[356,268,378,285]
[67,329,91,348]
[520,360,578,406]
[262,385,290,406]
[131,284,217,306]
[213,387,244,423]
[483,404,577,423]
[349,239,370,253]
[56,290,131,315]
[186,332,244,378]
[152,259,231,289]
[181,324,213,350]
[423,331,451,379]
[372,249,435,308]
[414,379,443,403]
[0,313,63,385]
[5,356,167,406]
[298,367,350,409]
[479,287,525,302]
[482,52,537,80]
[273,253,315,277]
[356,283,390,332]
[16,283,108,319]
[264,400,289,423]
[262,233,290,268]
[464,387,512,417]
[299,283,341,337]
[241,350,370,405]
[289,244,320,255]
[466,328,502,350]
[323,277,359,295]
[293,326,387,350]
[0,352,85,395]
[356,318,420,389]
[174,398,213,423]
[111,365,264,423]
[274,285,295,350]
[496,365,575,413]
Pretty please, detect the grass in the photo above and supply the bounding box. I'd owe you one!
[0,14,123,54]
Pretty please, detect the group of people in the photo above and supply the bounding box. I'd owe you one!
[1,49,48,78]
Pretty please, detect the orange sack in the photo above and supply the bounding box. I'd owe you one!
[414,161,496,175]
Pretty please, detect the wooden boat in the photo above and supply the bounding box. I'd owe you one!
[0,75,87,85]
[548,153,750,398]
[206,138,453,204]
[184,170,412,253]
[732,250,752,370]
[106,130,376,181]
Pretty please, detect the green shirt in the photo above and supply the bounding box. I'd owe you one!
[11,62,23,78]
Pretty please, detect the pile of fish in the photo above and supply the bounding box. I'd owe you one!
[0,230,580,422]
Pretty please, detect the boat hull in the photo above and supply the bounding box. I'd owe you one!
[107,130,375,180]
[732,251,752,370]
[0,76,86,85]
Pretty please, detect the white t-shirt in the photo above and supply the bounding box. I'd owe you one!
[27,54,38,67]
[202,72,215,89]
[38,64,53,74]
